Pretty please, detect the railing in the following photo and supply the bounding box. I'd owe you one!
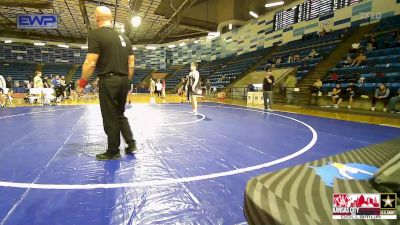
[274,39,341,57]
[225,87,248,99]
[274,68,297,85]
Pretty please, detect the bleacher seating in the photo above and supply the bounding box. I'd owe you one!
[145,68,177,90]
[0,44,86,64]
[322,16,400,95]
[257,31,343,81]
[42,64,72,77]
[70,66,150,85]
[207,49,272,88]
[165,61,217,90]
[156,68,176,75]
[371,14,400,33]
[198,64,221,78]
[0,63,35,81]
[279,29,347,51]
[166,65,189,89]
[71,66,98,82]
[71,66,83,82]
[209,57,260,87]
[132,69,152,86]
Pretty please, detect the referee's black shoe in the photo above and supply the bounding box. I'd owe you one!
[125,144,137,155]
[96,152,121,160]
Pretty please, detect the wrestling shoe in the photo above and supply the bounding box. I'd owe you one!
[96,152,121,160]
[125,142,137,155]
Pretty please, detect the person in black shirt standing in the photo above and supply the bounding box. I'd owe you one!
[263,70,274,111]
[6,76,13,89]
[77,6,136,160]
[345,82,357,109]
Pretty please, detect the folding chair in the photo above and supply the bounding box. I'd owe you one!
[43,88,57,106]
[28,88,43,105]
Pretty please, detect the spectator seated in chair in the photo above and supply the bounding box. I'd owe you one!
[350,52,367,67]
[343,55,353,67]
[52,75,63,101]
[366,34,377,51]
[350,42,360,53]
[331,83,344,109]
[275,57,282,65]
[217,91,226,99]
[319,28,327,37]
[388,88,400,113]
[310,79,322,98]
[247,83,255,92]
[293,54,301,62]
[329,72,339,82]
[305,49,319,60]
[371,83,391,112]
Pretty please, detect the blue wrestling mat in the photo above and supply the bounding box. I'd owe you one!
[0,103,399,225]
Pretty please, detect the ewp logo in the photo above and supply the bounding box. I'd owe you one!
[311,162,378,187]
[17,14,58,29]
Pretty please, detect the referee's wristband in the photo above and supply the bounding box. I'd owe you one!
[78,79,88,88]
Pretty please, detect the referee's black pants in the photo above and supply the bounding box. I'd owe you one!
[99,75,134,154]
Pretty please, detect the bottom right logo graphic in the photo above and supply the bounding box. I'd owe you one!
[332,193,397,220]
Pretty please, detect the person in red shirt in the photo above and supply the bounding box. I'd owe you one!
[330,72,338,81]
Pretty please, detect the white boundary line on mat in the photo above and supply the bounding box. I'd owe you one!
[0,104,318,189]
[0,107,82,120]
[128,109,206,126]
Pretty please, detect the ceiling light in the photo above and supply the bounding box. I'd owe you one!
[132,46,137,50]
[34,42,45,46]
[194,40,199,43]
[57,44,69,48]
[131,16,142,27]
[208,32,220,37]
[265,1,284,8]
[229,24,233,30]
[168,44,176,48]
[146,46,156,50]
[179,43,186,47]
[207,32,220,40]
[4,40,12,44]
[81,45,88,49]
[249,11,258,18]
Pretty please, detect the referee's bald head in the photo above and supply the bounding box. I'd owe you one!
[95,6,112,25]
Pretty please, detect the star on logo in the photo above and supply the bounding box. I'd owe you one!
[383,195,394,207]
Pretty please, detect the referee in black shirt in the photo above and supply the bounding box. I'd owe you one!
[77,6,136,160]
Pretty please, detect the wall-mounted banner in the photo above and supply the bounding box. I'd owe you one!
[319,19,333,30]
[17,14,58,29]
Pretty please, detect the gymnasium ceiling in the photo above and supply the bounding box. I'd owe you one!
[0,0,297,44]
